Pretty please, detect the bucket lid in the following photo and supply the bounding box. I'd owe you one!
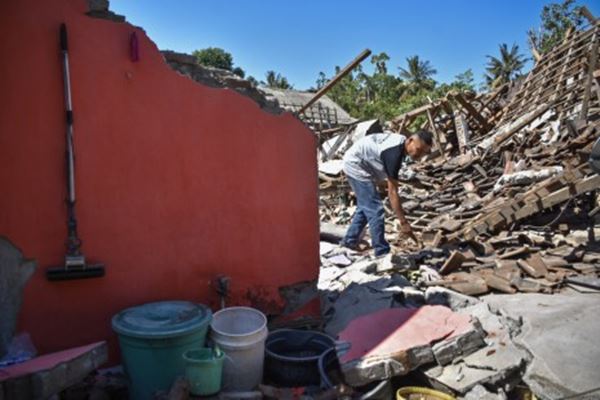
[112,301,212,339]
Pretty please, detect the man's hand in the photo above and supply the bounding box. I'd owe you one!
[400,222,413,234]
[399,222,420,246]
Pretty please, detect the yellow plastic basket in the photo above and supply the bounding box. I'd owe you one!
[396,386,455,400]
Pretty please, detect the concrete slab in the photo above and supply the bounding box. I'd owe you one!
[463,384,507,400]
[322,282,394,336]
[337,306,484,387]
[0,341,107,399]
[483,293,600,400]
[424,302,526,394]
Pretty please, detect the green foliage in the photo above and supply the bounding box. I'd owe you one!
[316,53,473,122]
[484,43,526,89]
[528,0,584,54]
[193,47,234,70]
[398,55,437,93]
[192,47,247,79]
[264,70,293,89]
[232,67,245,78]
[453,69,475,91]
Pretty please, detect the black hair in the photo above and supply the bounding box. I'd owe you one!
[415,130,433,147]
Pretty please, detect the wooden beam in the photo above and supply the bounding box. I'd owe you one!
[580,32,599,120]
[453,111,470,153]
[298,49,371,115]
[451,92,492,132]
[563,26,575,44]
[426,109,446,161]
[391,101,440,124]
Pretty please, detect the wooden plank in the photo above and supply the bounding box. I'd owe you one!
[453,111,470,153]
[580,30,599,119]
[452,92,492,131]
[426,109,446,161]
[391,102,439,124]
[520,253,549,278]
[439,250,466,275]
[476,270,517,293]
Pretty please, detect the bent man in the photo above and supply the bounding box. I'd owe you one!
[340,130,433,256]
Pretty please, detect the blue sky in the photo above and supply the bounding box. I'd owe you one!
[111,1,599,90]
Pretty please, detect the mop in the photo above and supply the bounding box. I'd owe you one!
[46,23,105,281]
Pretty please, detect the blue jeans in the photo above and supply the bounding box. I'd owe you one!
[341,176,390,256]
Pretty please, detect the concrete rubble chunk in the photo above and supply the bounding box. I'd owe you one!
[376,253,415,273]
[337,305,485,387]
[432,321,487,366]
[424,301,527,395]
[0,342,107,399]
[425,286,480,310]
[463,384,507,400]
[483,293,600,400]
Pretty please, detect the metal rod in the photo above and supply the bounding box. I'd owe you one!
[298,49,371,115]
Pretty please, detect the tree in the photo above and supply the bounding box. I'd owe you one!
[264,70,293,89]
[485,43,526,88]
[371,52,390,75]
[316,58,401,120]
[192,47,234,70]
[398,55,437,91]
[528,0,584,55]
[453,69,475,91]
[232,67,245,78]
[192,47,246,78]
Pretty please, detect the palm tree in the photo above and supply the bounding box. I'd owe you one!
[485,43,527,88]
[398,55,437,90]
[264,70,293,89]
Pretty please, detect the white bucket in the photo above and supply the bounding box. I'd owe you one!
[210,307,268,391]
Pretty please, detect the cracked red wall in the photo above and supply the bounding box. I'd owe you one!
[0,0,319,360]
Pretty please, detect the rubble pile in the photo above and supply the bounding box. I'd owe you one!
[319,19,600,296]
[317,17,600,400]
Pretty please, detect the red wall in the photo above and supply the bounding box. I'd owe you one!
[0,0,319,358]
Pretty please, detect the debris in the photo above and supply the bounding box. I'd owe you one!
[0,342,108,399]
[424,286,480,310]
[484,293,600,400]
[439,251,466,275]
[314,11,600,399]
[463,384,507,400]
[336,306,485,386]
[424,302,526,395]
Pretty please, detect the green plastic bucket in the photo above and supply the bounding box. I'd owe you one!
[183,347,225,396]
[112,301,212,400]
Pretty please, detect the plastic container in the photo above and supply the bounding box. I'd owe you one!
[318,347,340,389]
[396,387,456,400]
[265,329,334,386]
[183,347,225,396]
[112,301,212,400]
[210,306,268,391]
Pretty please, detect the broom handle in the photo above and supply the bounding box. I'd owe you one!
[61,23,76,204]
